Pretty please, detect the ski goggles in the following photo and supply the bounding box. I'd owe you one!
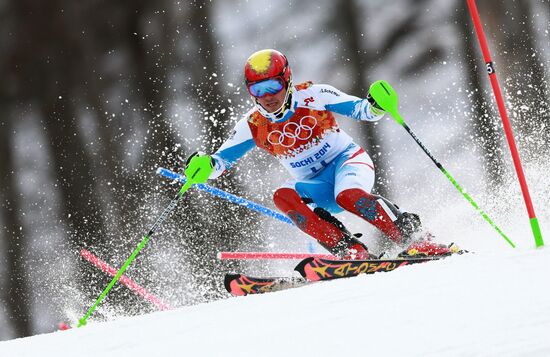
[247,77,285,98]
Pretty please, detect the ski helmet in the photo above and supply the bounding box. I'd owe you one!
[245,49,292,88]
[244,49,293,119]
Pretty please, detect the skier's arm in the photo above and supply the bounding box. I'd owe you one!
[210,117,256,179]
[314,84,385,122]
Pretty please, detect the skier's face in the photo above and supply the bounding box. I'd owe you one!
[256,87,287,113]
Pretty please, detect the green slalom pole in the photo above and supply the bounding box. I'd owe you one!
[369,80,515,248]
[77,161,211,327]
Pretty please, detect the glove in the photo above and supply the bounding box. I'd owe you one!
[367,91,386,116]
[184,151,214,183]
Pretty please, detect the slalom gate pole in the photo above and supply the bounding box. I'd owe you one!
[369,80,516,248]
[80,249,171,311]
[156,168,294,225]
[78,173,198,327]
[465,0,543,247]
[218,252,336,260]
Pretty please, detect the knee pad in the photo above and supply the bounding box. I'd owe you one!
[273,187,302,213]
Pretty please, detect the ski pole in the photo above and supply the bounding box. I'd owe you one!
[369,80,515,248]
[77,165,207,327]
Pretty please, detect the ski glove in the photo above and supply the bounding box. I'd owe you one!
[184,151,214,183]
[367,91,386,116]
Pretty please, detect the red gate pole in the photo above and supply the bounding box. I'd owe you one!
[465,0,543,247]
[217,252,337,260]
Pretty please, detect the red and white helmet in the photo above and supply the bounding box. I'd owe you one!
[244,49,293,119]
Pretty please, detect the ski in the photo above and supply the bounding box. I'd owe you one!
[294,255,447,282]
[225,245,467,295]
[224,273,308,296]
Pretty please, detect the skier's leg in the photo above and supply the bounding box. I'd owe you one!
[273,185,371,259]
[337,188,422,244]
[333,146,421,244]
[337,183,455,256]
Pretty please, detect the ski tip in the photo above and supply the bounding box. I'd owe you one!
[224,274,241,294]
[294,256,315,278]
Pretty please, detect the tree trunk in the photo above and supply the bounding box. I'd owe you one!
[0,103,33,338]
[458,0,506,185]
[486,0,550,155]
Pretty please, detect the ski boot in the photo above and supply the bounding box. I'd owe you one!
[394,212,422,244]
[329,234,374,260]
[398,238,463,258]
[313,206,376,260]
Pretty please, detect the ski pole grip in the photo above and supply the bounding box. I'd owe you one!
[368,80,404,126]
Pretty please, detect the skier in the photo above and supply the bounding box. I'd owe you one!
[185,49,454,260]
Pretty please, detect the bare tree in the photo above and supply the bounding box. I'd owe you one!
[0,103,33,338]
[0,3,33,329]
[486,1,549,154]
[3,2,114,320]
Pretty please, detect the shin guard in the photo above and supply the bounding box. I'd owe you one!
[336,188,405,243]
[273,188,345,250]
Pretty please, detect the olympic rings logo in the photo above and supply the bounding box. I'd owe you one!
[267,116,318,148]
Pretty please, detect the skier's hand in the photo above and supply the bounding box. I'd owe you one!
[184,152,214,183]
[367,91,386,116]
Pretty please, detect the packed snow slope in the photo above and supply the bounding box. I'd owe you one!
[2,247,550,357]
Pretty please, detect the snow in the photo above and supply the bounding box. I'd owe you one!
[2,247,550,356]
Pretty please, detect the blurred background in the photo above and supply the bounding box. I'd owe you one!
[0,0,548,341]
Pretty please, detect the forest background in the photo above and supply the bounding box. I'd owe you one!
[0,0,548,340]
